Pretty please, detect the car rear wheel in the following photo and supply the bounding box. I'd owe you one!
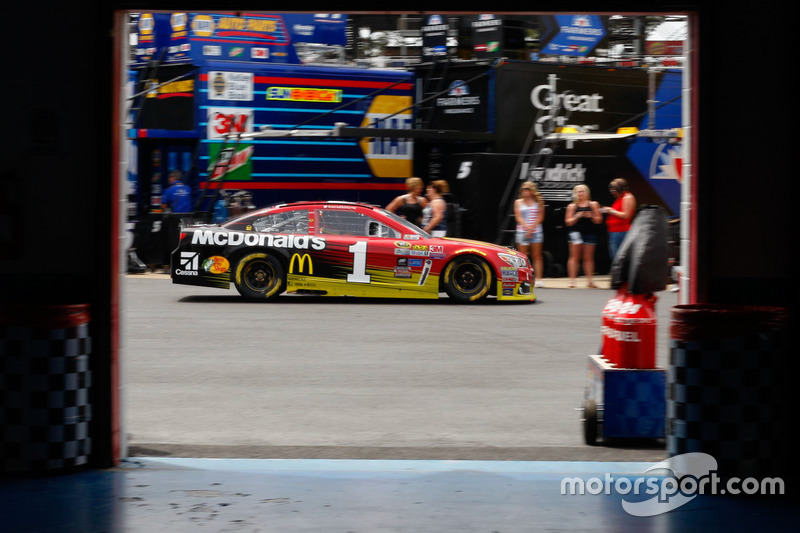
[443,255,492,303]
[234,253,285,301]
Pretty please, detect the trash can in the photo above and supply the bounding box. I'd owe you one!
[667,304,788,480]
[0,303,92,474]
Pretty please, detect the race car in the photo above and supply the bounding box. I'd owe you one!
[171,201,535,303]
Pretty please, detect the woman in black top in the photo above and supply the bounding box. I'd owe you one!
[565,184,603,288]
[385,177,427,228]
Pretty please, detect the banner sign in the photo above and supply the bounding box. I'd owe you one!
[539,15,607,57]
[471,14,504,58]
[421,14,449,61]
[132,12,348,67]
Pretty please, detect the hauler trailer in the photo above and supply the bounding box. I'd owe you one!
[409,60,683,277]
[125,12,422,268]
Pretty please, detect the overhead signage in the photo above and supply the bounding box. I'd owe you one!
[131,12,349,67]
[539,15,607,57]
[421,14,449,61]
[471,14,504,58]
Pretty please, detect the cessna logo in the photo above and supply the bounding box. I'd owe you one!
[175,252,199,276]
[289,253,313,275]
[191,230,326,250]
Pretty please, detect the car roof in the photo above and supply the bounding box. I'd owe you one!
[263,201,381,212]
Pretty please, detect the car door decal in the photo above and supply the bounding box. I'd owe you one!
[346,241,371,284]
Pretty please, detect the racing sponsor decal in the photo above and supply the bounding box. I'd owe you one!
[208,145,254,180]
[208,71,254,101]
[203,255,230,274]
[207,107,253,139]
[191,14,215,37]
[394,267,412,278]
[418,259,433,285]
[266,87,343,103]
[176,251,200,276]
[359,95,413,178]
[288,253,314,275]
[191,230,326,250]
[501,266,518,282]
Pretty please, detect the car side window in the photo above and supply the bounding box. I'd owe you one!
[251,210,309,234]
[317,209,399,238]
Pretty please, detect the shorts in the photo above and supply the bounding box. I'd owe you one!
[516,229,543,245]
[568,231,597,246]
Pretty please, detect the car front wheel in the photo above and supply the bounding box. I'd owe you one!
[234,252,285,301]
[443,255,492,303]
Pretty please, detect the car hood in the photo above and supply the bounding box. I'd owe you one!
[439,237,518,255]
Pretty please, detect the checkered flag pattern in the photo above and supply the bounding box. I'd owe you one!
[1,315,92,473]
[604,369,666,438]
[668,329,786,480]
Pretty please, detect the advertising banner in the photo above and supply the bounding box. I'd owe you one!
[426,64,490,133]
[470,14,505,58]
[421,14,449,61]
[132,12,348,67]
[492,62,682,217]
[539,15,608,57]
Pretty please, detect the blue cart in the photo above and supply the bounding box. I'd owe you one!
[582,355,666,445]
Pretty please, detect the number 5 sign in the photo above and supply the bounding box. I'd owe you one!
[207,107,253,139]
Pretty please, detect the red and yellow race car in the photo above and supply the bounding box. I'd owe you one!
[171,201,535,303]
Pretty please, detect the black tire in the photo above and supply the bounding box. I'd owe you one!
[234,252,285,301]
[442,255,492,303]
[583,399,598,446]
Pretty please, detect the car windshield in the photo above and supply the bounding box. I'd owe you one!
[222,204,431,239]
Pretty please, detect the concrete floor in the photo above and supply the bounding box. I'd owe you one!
[1,457,794,532]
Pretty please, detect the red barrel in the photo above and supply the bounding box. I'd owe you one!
[600,285,627,365]
[613,293,657,369]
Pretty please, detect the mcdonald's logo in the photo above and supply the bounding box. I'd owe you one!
[289,253,314,274]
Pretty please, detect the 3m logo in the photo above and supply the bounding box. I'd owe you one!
[289,253,313,275]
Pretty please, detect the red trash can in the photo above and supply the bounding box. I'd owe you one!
[0,303,92,474]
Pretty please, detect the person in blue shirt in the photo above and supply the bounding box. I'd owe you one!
[162,171,193,213]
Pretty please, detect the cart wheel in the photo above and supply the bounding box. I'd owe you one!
[583,399,598,446]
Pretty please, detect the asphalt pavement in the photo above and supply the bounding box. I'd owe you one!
[122,272,677,463]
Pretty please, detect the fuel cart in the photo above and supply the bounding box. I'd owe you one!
[581,206,671,445]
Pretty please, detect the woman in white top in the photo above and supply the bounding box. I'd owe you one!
[513,181,545,287]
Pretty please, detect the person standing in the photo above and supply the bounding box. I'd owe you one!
[421,180,448,237]
[162,171,193,213]
[385,177,427,227]
[565,184,602,288]
[514,181,545,288]
[603,178,636,259]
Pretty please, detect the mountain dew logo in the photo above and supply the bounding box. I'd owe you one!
[359,95,413,178]
[207,144,254,181]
